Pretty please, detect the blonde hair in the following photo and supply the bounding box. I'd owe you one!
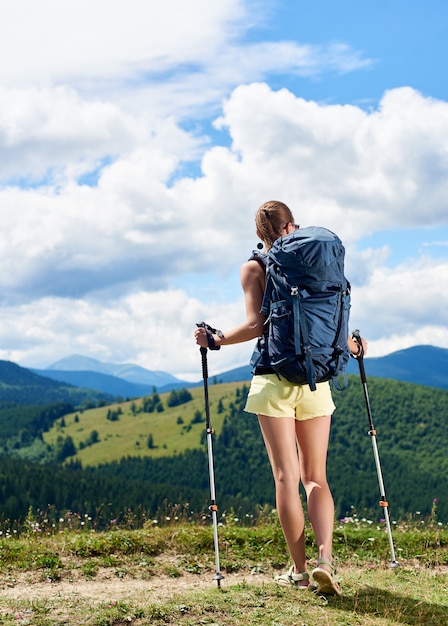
[255,201,294,250]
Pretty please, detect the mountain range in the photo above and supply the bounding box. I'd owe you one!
[32,354,191,399]
[28,345,448,398]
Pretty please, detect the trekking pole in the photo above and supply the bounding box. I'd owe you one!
[352,330,399,569]
[197,323,225,587]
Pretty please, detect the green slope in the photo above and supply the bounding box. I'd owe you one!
[0,360,112,408]
[43,383,243,465]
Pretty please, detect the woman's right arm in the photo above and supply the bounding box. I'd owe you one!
[194,259,266,348]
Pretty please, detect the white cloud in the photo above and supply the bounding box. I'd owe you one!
[350,258,448,355]
[0,84,203,182]
[0,290,253,380]
[0,86,141,181]
[213,84,448,237]
[0,0,246,86]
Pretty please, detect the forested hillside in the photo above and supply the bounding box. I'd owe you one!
[0,360,112,408]
[0,376,447,525]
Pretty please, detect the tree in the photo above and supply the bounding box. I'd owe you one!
[167,388,193,407]
[191,410,204,424]
[142,393,163,413]
[56,436,76,462]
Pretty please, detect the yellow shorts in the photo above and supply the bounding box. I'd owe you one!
[244,374,336,421]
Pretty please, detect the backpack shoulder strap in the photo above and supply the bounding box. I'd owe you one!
[248,249,267,270]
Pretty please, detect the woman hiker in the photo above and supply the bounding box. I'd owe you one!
[194,200,367,595]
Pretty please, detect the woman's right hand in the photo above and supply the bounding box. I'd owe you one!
[194,326,209,348]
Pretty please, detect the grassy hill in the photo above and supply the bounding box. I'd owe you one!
[43,382,242,465]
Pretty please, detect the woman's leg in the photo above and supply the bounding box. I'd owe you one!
[258,414,308,576]
[295,415,335,569]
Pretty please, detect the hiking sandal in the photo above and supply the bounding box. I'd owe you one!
[274,565,314,590]
[311,558,341,596]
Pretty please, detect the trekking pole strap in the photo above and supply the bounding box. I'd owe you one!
[197,321,223,350]
[352,329,368,383]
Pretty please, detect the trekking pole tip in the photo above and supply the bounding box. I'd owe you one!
[389,561,400,569]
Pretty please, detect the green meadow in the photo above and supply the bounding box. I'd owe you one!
[43,383,242,465]
[0,510,447,625]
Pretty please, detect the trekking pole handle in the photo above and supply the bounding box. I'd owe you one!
[196,321,223,351]
[352,329,367,384]
[352,329,364,358]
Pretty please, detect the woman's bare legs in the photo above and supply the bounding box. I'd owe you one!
[258,414,308,577]
[259,413,336,584]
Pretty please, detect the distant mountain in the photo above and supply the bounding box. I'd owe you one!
[32,369,157,399]
[46,355,188,388]
[0,360,111,407]
[210,345,448,390]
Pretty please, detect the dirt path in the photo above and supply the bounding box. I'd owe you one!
[1,567,272,604]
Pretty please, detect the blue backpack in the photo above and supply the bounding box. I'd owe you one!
[251,226,351,391]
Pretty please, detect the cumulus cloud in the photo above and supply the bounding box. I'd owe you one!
[350,258,448,355]
[214,84,448,236]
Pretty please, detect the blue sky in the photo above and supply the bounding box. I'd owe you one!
[0,0,446,380]
[267,1,447,103]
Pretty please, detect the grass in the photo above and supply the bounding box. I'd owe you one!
[0,507,447,625]
[42,382,242,465]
